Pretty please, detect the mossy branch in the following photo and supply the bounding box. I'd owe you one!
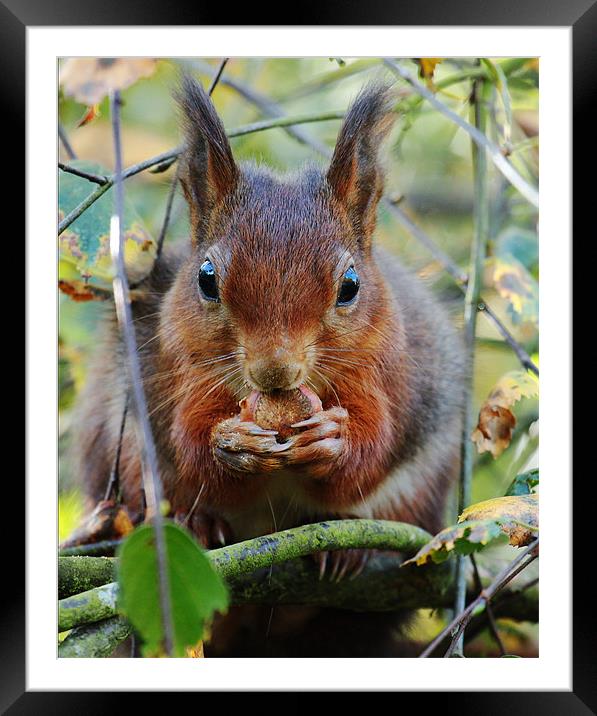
[59,616,131,658]
[207,519,431,579]
[58,520,538,654]
[59,556,117,599]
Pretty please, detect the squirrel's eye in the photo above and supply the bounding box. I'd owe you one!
[336,266,360,306]
[197,259,219,302]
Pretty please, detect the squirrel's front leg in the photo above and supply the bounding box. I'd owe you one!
[282,406,348,478]
[211,415,291,473]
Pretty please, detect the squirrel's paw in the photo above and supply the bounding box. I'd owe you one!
[312,548,373,582]
[284,407,348,475]
[174,508,233,549]
[211,416,290,473]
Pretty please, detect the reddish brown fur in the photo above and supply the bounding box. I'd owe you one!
[71,79,465,655]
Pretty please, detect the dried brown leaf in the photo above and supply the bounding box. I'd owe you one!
[472,371,538,458]
[60,58,157,105]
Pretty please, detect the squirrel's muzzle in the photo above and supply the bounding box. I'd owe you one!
[246,347,304,392]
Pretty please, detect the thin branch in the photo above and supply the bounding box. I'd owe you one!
[479,302,539,376]
[58,66,538,378]
[59,539,123,557]
[58,162,109,186]
[58,123,77,160]
[156,57,229,259]
[470,554,506,656]
[227,111,344,138]
[57,112,343,236]
[383,59,539,209]
[103,394,128,501]
[419,538,539,658]
[444,549,538,658]
[198,66,538,378]
[109,90,174,657]
[206,57,229,95]
[453,75,492,656]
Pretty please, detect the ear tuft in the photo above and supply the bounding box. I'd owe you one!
[327,82,396,246]
[176,74,238,233]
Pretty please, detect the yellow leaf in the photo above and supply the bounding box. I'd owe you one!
[459,494,539,547]
[403,519,506,567]
[416,58,443,83]
[489,256,538,326]
[185,642,204,658]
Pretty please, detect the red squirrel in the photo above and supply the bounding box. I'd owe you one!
[72,77,465,653]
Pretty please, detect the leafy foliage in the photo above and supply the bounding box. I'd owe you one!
[117,522,229,657]
[459,494,538,548]
[505,468,539,496]
[488,255,538,326]
[404,520,508,566]
[406,491,538,566]
[59,160,156,298]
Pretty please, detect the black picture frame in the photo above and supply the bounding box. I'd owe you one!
[11,0,589,709]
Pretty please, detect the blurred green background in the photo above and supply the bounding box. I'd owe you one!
[58,57,538,654]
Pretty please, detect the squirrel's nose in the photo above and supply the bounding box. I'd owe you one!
[247,349,303,391]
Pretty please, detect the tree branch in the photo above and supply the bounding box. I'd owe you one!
[58,162,109,186]
[195,65,538,378]
[420,538,539,658]
[383,59,539,209]
[109,89,174,656]
[453,74,492,656]
[58,556,116,599]
[58,111,344,236]
[59,616,131,658]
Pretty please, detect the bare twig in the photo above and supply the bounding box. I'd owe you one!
[58,123,77,160]
[453,75,492,656]
[419,538,539,658]
[383,59,539,209]
[206,57,229,95]
[444,548,538,658]
[470,554,506,655]
[156,58,229,259]
[197,66,538,378]
[109,90,174,656]
[103,394,128,502]
[59,162,109,186]
[58,112,343,236]
[58,65,537,378]
[479,302,539,376]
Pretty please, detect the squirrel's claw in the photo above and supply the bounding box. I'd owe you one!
[175,509,233,549]
[312,548,374,582]
[285,407,348,473]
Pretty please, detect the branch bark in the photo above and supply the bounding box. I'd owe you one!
[59,616,131,658]
[453,73,492,656]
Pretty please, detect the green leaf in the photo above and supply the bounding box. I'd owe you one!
[505,468,539,496]
[117,522,228,657]
[494,227,538,270]
[59,161,156,296]
[403,519,507,567]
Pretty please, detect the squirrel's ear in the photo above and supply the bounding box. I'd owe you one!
[176,74,238,233]
[327,83,395,248]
